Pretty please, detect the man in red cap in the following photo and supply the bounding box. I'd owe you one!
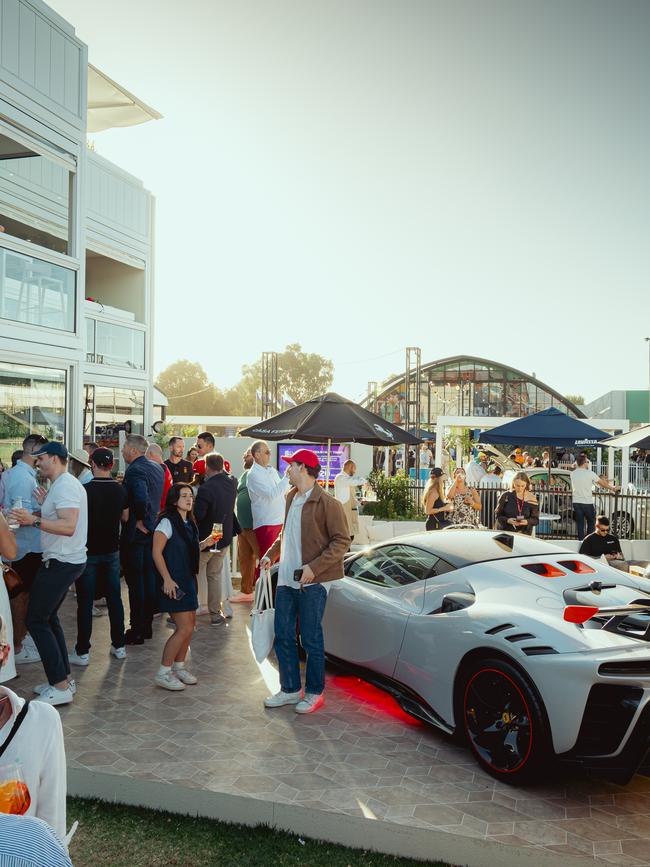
[260,449,350,714]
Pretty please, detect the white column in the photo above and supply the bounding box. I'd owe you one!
[596,446,602,476]
[434,425,444,469]
[621,448,630,489]
[607,446,616,481]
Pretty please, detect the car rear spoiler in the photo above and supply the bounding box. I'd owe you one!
[565,602,650,625]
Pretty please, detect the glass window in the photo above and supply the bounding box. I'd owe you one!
[0,361,66,465]
[94,322,145,370]
[0,130,72,255]
[94,386,144,436]
[347,545,439,587]
[85,319,95,361]
[0,247,75,331]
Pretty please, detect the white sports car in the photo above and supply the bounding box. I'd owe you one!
[322,530,650,784]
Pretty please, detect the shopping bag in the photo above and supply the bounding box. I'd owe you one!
[250,568,275,663]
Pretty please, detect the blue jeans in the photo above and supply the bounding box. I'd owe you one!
[274,584,328,695]
[123,537,155,636]
[574,503,596,540]
[75,552,125,654]
[26,558,85,685]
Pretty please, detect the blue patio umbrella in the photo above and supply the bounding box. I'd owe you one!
[478,407,609,484]
[477,407,608,448]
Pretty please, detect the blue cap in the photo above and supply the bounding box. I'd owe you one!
[32,441,68,460]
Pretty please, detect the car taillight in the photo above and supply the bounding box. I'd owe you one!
[564,605,600,623]
[559,560,596,574]
[522,563,566,578]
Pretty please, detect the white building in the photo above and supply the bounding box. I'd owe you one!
[0,0,160,467]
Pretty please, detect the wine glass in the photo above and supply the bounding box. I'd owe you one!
[0,763,31,815]
[210,522,223,553]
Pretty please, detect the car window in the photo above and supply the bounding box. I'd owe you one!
[528,472,571,491]
[347,545,439,588]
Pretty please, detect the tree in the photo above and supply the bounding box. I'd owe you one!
[565,394,585,406]
[227,344,334,414]
[155,360,229,416]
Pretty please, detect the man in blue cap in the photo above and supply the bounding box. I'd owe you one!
[10,441,88,706]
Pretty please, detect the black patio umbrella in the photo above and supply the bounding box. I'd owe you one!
[239,392,421,482]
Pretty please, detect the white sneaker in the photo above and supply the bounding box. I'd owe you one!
[35,685,74,706]
[68,650,89,667]
[22,635,38,650]
[91,606,105,617]
[110,646,127,660]
[154,671,185,691]
[172,667,197,685]
[14,645,41,665]
[264,690,302,708]
[295,693,324,714]
[34,678,76,696]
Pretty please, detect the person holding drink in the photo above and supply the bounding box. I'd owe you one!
[152,484,214,691]
[422,468,453,530]
[495,472,539,535]
[446,467,481,527]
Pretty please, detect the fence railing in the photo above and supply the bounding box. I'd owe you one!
[405,482,650,540]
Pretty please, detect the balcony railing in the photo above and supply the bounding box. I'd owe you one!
[85,317,145,370]
[0,245,75,332]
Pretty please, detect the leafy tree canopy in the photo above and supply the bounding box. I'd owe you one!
[565,394,585,406]
[155,360,229,416]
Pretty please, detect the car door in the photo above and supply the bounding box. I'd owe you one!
[323,544,439,678]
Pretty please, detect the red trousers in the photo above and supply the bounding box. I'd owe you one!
[254,524,283,579]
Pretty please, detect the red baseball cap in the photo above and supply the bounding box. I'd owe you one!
[282,448,320,468]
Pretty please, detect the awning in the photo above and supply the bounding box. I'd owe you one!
[601,425,650,450]
[87,64,162,133]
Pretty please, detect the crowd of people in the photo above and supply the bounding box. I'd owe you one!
[0,433,359,712]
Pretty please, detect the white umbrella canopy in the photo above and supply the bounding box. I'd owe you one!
[601,425,650,451]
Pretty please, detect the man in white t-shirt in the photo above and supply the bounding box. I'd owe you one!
[11,442,87,707]
[246,440,290,575]
[333,460,366,539]
[465,453,488,486]
[570,454,619,540]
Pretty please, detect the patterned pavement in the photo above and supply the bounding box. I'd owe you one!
[9,586,650,866]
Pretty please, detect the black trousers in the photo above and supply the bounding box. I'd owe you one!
[123,538,155,636]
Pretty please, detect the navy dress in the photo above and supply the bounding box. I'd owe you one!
[154,513,200,613]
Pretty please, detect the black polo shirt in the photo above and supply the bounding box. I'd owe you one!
[164,458,194,485]
[85,478,129,555]
[579,532,623,559]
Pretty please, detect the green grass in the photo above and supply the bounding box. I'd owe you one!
[67,798,448,867]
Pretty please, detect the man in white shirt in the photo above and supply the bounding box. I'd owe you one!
[465,453,488,486]
[246,440,290,574]
[419,443,433,469]
[570,454,619,540]
[333,460,366,539]
[11,442,87,706]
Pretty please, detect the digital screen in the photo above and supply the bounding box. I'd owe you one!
[277,443,350,483]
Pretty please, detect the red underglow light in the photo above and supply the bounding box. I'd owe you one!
[559,560,596,574]
[522,563,566,578]
[329,675,424,727]
[564,605,600,623]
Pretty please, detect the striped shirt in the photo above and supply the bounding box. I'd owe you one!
[0,814,72,866]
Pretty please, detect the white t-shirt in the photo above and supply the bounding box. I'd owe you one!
[41,473,87,565]
[479,473,503,489]
[333,472,366,505]
[0,686,67,839]
[570,468,601,504]
[155,518,173,539]
[419,449,432,468]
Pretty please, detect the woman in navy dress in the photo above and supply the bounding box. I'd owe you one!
[152,484,213,691]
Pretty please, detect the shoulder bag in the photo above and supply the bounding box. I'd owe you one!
[250,567,275,663]
[2,562,24,600]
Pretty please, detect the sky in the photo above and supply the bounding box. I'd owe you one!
[49,0,650,405]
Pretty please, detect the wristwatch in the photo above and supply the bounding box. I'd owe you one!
[33,518,42,528]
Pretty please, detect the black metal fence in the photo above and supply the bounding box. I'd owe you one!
[406,482,650,540]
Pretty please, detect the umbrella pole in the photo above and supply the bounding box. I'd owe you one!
[326,438,332,491]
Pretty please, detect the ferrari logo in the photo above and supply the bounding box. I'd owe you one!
[502,711,513,724]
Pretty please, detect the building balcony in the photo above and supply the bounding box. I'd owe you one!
[85,310,146,371]
[0,242,76,332]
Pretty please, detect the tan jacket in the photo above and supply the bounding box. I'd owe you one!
[266,483,351,583]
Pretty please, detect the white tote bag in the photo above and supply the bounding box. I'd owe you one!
[250,568,275,663]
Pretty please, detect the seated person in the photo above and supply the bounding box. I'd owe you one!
[0,814,72,867]
[579,515,627,571]
[0,614,67,839]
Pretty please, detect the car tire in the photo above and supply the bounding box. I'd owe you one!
[458,657,552,783]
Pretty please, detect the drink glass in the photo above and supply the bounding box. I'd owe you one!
[210,522,223,553]
[0,763,31,815]
[7,498,22,530]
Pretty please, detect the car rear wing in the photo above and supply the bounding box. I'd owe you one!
[564,602,650,640]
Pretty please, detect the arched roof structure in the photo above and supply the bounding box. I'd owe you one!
[369,355,584,428]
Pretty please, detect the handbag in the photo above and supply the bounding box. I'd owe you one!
[2,562,24,600]
[250,567,275,663]
[429,498,451,530]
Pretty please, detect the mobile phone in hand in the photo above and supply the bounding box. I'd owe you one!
[293,569,303,584]
[175,588,186,601]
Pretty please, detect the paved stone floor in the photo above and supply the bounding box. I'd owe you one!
[9,587,650,866]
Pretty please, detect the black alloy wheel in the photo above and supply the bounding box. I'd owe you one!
[460,658,550,782]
